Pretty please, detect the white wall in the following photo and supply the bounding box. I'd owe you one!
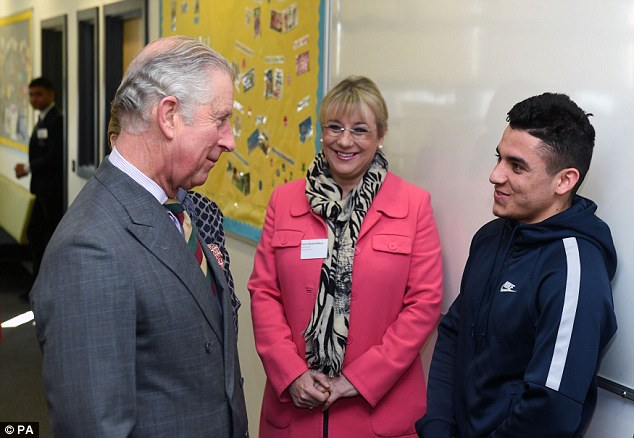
[585,389,634,437]
[223,235,265,435]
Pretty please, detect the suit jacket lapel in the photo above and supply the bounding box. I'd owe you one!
[143,222,224,344]
[95,159,224,343]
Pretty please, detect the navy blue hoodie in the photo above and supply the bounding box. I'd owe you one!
[417,195,617,438]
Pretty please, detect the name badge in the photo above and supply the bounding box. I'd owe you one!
[37,128,49,140]
[300,239,328,259]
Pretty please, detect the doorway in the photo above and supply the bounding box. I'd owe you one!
[40,15,68,211]
[103,0,147,159]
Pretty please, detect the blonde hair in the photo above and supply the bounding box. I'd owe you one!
[319,76,388,137]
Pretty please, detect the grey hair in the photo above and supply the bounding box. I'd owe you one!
[111,35,234,134]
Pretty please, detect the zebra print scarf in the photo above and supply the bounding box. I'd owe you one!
[303,150,388,376]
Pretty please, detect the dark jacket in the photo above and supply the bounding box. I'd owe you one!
[29,104,64,207]
[417,195,617,438]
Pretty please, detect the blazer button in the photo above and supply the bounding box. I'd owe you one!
[388,242,397,251]
[205,341,213,353]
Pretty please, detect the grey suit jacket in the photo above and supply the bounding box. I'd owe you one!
[31,158,248,437]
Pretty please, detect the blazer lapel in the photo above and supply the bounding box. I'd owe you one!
[95,159,224,343]
[135,220,224,344]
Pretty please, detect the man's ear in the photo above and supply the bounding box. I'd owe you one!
[157,96,178,140]
[555,167,580,196]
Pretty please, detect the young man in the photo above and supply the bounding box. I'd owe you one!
[417,93,617,437]
[14,77,64,278]
[30,36,248,437]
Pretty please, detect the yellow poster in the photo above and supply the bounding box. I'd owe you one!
[161,1,324,241]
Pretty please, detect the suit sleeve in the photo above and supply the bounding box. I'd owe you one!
[342,191,444,407]
[248,187,310,400]
[31,233,137,438]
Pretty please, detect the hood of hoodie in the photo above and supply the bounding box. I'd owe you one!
[511,195,617,279]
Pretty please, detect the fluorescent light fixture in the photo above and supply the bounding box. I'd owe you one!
[1,311,34,328]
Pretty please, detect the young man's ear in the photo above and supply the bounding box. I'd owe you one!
[555,168,580,196]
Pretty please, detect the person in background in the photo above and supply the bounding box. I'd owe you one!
[30,36,248,437]
[416,93,617,438]
[249,75,443,438]
[14,77,64,278]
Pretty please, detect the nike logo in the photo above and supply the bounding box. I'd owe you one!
[500,281,517,293]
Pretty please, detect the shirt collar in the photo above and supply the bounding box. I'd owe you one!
[38,103,55,121]
[108,147,170,204]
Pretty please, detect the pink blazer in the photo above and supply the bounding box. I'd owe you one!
[249,172,443,438]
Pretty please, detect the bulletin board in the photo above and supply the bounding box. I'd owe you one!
[0,10,32,152]
[160,1,326,241]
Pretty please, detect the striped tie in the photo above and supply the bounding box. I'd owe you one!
[164,198,215,295]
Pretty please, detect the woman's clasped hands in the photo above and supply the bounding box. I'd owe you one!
[289,370,359,411]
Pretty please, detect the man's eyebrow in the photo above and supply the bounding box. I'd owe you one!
[506,154,530,169]
[496,147,530,169]
[214,109,233,120]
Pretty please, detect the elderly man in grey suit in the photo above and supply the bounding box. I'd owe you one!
[30,36,248,437]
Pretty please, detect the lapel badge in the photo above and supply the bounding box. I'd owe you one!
[207,243,224,268]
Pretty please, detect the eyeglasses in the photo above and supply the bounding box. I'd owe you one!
[322,123,374,139]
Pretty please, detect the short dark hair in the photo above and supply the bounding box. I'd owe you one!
[507,92,595,193]
[29,77,55,91]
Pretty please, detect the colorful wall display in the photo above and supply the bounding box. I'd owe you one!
[0,10,32,152]
[161,1,325,241]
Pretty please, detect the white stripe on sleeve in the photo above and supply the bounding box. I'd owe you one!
[546,237,581,391]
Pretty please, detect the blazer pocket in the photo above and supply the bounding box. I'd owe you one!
[262,382,292,429]
[370,369,424,436]
[271,230,304,248]
[372,234,412,255]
